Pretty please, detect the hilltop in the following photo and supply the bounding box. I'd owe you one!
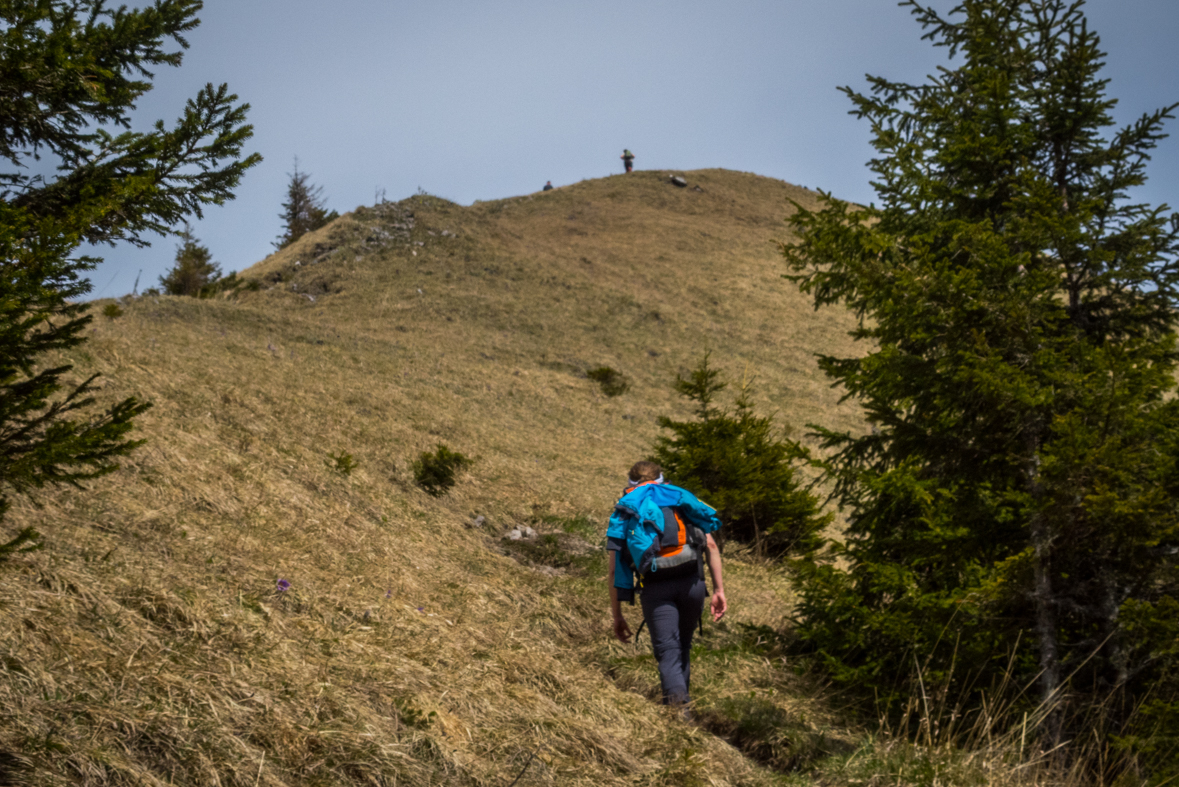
[0,169,881,786]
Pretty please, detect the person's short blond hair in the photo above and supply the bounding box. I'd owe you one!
[628,461,662,484]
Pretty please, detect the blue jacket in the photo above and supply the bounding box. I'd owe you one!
[607,482,721,601]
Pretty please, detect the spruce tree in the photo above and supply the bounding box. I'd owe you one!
[653,354,829,558]
[782,0,1179,767]
[0,1,260,554]
[159,226,222,297]
[274,159,338,249]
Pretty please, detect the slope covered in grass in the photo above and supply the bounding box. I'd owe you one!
[0,169,885,786]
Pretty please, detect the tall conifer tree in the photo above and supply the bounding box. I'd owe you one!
[783,0,1179,765]
[0,1,260,554]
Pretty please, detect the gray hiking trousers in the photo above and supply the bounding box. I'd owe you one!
[640,574,707,705]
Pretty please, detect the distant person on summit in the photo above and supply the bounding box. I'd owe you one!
[621,149,635,173]
[607,461,726,712]
[543,180,554,191]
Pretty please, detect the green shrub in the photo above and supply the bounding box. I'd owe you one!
[393,698,436,730]
[411,444,471,496]
[325,450,358,476]
[101,303,123,320]
[586,366,629,396]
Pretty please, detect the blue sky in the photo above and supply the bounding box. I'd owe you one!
[86,1,1179,298]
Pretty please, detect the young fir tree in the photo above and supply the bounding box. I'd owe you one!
[653,354,829,558]
[274,159,338,249]
[782,0,1179,767]
[0,1,260,556]
[158,226,222,297]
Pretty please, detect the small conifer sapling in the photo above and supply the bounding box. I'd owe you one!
[159,226,223,297]
[275,158,339,249]
[653,354,829,558]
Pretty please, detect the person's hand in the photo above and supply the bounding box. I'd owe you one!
[711,590,727,622]
[613,615,633,643]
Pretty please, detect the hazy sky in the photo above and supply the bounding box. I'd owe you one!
[85,1,1179,298]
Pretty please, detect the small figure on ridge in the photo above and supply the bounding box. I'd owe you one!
[542,180,554,191]
[621,149,635,173]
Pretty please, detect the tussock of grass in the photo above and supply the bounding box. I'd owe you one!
[0,170,1074,786]
[586,367,630,397]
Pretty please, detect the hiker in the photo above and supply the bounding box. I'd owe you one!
[543,180,554,191]
[607,461,727,709]
[621,149,635,173]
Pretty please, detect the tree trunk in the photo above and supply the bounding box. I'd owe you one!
[1026,439,1063,747]
[1029,508,1062,746]
[1098,563,1129,687]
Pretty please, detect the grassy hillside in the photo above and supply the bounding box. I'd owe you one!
[0,170,1042,786]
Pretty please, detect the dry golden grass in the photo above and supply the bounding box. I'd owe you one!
[0,170,1080,786]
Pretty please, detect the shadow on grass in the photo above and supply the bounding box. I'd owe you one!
[696,695,851,775]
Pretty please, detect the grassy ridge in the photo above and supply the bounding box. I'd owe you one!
[0,169,1046,785]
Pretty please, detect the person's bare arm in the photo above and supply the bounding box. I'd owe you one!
[705,534,727,621]
[607,550,633,642]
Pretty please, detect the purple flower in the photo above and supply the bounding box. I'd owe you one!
[385,589,392,599]
[416,606,424,613]
[276,578,290,593]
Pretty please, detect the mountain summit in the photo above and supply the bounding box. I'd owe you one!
[1,169,864,785]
